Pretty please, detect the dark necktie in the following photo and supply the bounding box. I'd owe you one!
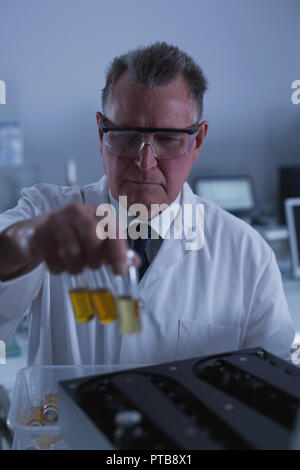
[130,224,152,281]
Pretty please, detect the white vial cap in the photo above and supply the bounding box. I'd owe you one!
[114,410,142,427]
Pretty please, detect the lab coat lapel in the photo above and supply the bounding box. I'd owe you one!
[95,177,199,291]
[138,236,187,291]
[137,182,198,291]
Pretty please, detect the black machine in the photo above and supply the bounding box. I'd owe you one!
[58,347,300,450]
[279,166,300,224]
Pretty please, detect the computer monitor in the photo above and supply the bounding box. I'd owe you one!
[193,175,255,215]
[285,198,300,278]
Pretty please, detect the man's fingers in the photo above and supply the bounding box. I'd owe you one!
[71,205,131,274]
[31,227,66,273]
[28,203,142,276]
[101,237,129,275]
[70,209,104,266]
[52,223,85,273]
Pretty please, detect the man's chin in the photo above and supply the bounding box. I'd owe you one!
[128,194,165,207]
[126,193,168,217]
[114,181,167,208]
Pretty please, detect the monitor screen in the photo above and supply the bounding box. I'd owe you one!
[194,176,255,213]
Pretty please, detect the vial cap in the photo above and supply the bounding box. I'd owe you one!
[127,249,135,263]
[114,410,142,427]
[43,407,59,424]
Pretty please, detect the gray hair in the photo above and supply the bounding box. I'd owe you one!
[101,41,208,121]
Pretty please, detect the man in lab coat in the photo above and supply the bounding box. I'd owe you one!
[0,42,295,365]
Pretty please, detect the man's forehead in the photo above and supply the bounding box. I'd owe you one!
[107,71,196,126]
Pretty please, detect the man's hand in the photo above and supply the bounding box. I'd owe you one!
[0,203,139,280]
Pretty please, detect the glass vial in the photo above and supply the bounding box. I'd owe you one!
[26,399,44,427]
[87,267,118,324]
[115,250,141,335]
[42,390,59,425]
[114,410,143,448]
[67,272,95,323]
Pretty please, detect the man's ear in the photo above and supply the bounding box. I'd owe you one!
[96,111,103,140]
[192,120,209,163]
[96,111,104,155]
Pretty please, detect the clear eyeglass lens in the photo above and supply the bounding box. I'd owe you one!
[105,131,191,159]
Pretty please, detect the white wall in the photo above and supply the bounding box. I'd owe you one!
[0,0,299,207]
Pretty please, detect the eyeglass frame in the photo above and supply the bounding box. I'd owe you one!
[99,115,203,160]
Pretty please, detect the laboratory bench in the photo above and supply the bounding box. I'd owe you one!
[4,346,300,450]
[1,278,300,450]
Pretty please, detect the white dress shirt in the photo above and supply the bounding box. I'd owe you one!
[108,188,181,266]
[0,175,295,365]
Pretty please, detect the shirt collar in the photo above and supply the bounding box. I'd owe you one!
[108,188,182,239]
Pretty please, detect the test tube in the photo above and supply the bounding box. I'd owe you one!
[115,250,141,335]
[67,272,95,323]
[87,267,118,324]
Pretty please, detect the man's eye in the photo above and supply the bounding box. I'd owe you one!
[155,134,182,145]
[156,135,179,142]
[116,133,140,143]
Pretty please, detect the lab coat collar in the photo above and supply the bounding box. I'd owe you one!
[138,181,202,290]
[97,176,201,290]
[107,187,182,240]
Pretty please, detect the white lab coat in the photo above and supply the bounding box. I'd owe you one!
[0,176,295,365]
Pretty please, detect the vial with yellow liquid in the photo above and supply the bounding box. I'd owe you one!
[115,249,141,335]
[67,272,95,323]
[86,267,118,324]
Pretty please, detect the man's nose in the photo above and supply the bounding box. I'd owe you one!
[135,142,158,171]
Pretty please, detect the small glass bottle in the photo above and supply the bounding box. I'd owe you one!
[115,250,141,335]
[66,272,95,323]
[113,410,143,448]
[87,267,118,324]
[26,399,44,427]
[0,121,24,167]
[42,390,59,425]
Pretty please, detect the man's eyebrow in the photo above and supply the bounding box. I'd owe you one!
[104,118,142,127]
